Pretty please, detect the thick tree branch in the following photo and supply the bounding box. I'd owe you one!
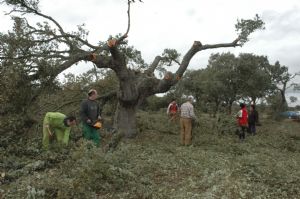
[28,52,91,80]
[89,54,115,69]
[200,40,241,50]
[0,52,70,60]
[148,38,241,94]
[176,39,241,78]
[145,56,162,75]
[32,33,100,50]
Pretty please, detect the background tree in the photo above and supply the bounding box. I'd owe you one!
[180,69,206,104]
[206,53,239,114]
[289,96,298,104]
[236,53,273,104]
[0,0,264,138]
[266,61,299,112]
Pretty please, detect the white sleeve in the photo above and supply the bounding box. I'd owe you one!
[237,110,242,118]
[167,104,171,114]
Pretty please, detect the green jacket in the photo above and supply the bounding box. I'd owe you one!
[44,112,71,144]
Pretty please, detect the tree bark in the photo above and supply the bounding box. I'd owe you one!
[115,103,137,138]
[279,89,288,111]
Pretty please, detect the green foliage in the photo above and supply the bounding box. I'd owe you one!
[161,49,181,66]
[266,92,288,119]
[289,96,298,103]
[294,84,300,91]
[1,0,39,12]
[137,110,179,134]
[181,52,276,114]
[142,95,169,111]
[235,14,265,45]
[1,111,300,198]
[236,53,273,101]
[108,34,147,70]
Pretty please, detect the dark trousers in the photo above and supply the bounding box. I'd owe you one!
[239,126,247,140]
[248,123,256,135]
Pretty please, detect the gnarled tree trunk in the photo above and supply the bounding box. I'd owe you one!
[115,104,137,138]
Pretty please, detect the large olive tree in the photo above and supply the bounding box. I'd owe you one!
[0,0,264,137]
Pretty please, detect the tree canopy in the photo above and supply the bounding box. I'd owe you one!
[0,0,265,137]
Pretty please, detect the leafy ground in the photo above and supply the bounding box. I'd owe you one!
[0,111,300,199]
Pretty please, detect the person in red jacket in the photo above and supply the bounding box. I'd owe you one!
[167,99,179,122]
[236,103,248,141]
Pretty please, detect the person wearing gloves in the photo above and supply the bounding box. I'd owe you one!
[42,112,76,150]
[80,89,102,146]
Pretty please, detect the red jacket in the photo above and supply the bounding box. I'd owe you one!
[237,107,248,126]
[167,102,178,114]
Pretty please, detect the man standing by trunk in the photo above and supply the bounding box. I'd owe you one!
[42,112,76,150]
[179,96,197,146]
[80,89,102,146]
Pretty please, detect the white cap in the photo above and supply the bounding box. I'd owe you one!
[188,95,194,101]
[88,89,97,96]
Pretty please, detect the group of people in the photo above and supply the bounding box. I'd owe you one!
[43,90,259,149]
[167,98,260,145]
[236,103,259,141]
[167,96,198,146]
[42,89,102,149]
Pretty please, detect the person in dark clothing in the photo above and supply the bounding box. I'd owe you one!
[248,105,259,135]
[80,89,102,146]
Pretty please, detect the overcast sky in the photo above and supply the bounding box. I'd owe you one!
[1,0,300,83]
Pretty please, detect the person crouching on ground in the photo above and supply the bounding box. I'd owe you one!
[42,112,76,150]
[179,96,198,146]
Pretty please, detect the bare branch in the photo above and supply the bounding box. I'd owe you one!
[147,38,242,94]
[201,39,242,50]
[176,39,241,78]
[116,0,131,44]
[8,2,99,51]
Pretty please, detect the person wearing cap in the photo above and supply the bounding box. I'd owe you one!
[42,112,77,150]
[179,96,198,146]
[80,89,102,146]
[236,103,248,141]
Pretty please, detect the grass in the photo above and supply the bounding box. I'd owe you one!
[0,111,300,199]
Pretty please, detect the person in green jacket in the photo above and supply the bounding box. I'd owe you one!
[42,112,77,149]
[80,89,102,146]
